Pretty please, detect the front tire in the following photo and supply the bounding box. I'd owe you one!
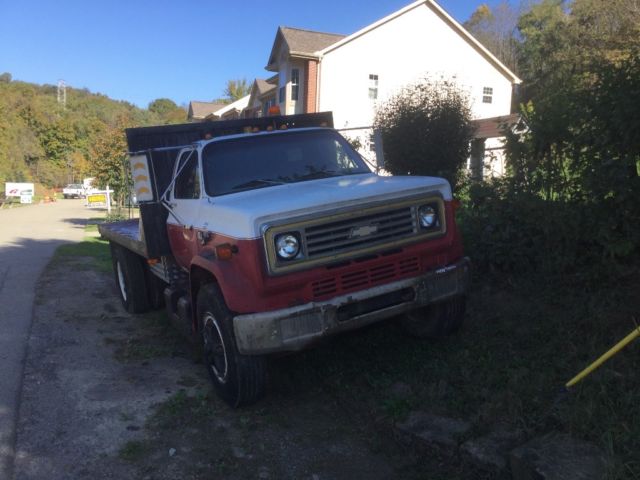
[197,284,266,407]
[110,243,151,314]
[400,296,466,338]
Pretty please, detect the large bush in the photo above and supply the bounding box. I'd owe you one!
[373,79,474,191]
[457,3,640,278]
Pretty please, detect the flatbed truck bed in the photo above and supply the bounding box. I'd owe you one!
[98,219,147,258]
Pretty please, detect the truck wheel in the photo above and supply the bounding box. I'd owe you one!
[400,296,466,338]
[197,283,266,407]
[110,244,150,314]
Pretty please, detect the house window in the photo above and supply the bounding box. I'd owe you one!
[279,86,285,104]
[482,86,493,104]
[291,68,299,101]
[368,74,378,100]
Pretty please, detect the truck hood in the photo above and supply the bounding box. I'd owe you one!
[200,173,452,239]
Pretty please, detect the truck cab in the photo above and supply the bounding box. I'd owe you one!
[99,113,469,407]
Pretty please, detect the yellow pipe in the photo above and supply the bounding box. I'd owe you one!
[565,325,640,388]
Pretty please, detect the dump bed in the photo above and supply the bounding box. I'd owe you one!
[101,112,334,259]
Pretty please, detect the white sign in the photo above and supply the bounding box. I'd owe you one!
[5,182,35,197]
[20,194,33,204]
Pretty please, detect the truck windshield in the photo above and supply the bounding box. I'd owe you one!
[201,129,371,196]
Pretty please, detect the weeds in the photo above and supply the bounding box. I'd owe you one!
[118,440,150,462]
[148,390,218,431]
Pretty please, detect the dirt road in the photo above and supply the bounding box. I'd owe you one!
[0,199,94,480]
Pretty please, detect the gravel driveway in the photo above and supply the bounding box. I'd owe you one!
[0,199,93,480]
[13,244,424,480]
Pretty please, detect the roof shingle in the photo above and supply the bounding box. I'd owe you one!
[188,101,227,120]
[280,27,345,55]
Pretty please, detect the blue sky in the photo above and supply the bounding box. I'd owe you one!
[0,0,506,108]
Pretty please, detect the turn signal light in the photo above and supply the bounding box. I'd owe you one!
[215,243,237,260]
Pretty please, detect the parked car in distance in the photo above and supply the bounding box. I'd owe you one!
[62,184,85,199]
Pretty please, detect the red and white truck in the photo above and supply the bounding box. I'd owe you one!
[99,112,470,407]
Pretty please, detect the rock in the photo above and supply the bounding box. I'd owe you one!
[509,433,607,480]
[168,447,176,457]
[461,428,524,471]
[389,382,413,399]
[395,411,471,451]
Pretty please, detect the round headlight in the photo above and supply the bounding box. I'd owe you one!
[275,233,300,260]
[418,205,437,229]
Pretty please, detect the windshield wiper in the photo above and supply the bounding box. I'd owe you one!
[230,179,285,191]
[295,170,340,181]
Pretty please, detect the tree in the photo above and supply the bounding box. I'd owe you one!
[148,98,186,124]
[0,72,11,83]
[373,79,474,191]
[92,118,130,207]
[464,1,522,74]
[223,78,250,101]
[148,98,178,116]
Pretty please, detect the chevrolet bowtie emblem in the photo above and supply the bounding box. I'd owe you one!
[349,224,379,238]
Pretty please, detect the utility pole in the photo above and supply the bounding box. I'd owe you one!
[57,79,66,109]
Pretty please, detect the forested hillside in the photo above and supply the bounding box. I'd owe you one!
[0,74,186,193]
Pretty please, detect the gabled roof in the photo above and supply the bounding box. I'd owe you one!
[266,27,345,71]
[246,77,279,112]
[254,78,277,97]
[188,101,228,120]
[211,95,250,118]
[318,0,521,84]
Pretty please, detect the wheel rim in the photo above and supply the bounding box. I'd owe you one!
[116,260,127,302]
[203,314,228,384]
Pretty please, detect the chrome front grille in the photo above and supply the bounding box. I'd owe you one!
[263,194,446,275]
[303,206,416,258]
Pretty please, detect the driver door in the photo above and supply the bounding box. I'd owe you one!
[167,148,202,269]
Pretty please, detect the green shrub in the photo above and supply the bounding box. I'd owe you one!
[458,179,640,278]
[373,79,474,192]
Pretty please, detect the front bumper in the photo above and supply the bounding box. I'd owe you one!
[233,257,471,355]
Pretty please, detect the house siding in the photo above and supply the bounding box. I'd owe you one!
[318,3,513,129]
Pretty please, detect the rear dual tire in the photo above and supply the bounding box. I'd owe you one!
[111,243,151,313]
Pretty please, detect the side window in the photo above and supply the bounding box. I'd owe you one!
[482,86,493,104]
[368,74,379,100]
[174,151,201,199]
[291,68,299,101]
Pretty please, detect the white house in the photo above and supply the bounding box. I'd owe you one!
[263,0,521,175]
[191,0,522,176]
[316,0,519,125]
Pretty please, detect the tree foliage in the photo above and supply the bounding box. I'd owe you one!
[223,78,250,101]
[373,79,474,191]
[0,79,185,193]
[464,1,522,74]
[92,118,131,206]
[148,98,186,124]
[461,0,640,276]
